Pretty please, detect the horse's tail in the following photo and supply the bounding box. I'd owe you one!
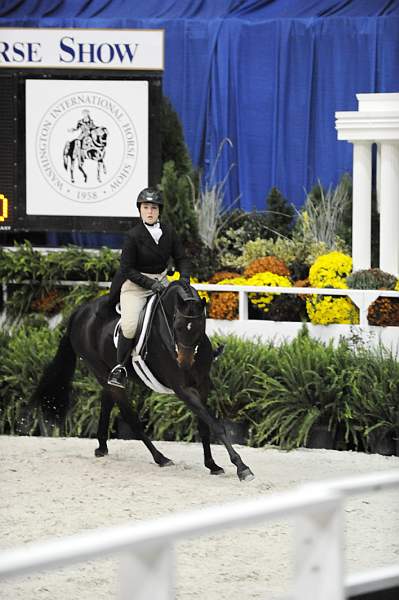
[31,325,77,435]
[63,141,71,169]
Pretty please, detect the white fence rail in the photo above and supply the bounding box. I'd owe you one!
[3,280,399,327]
[194,283,399,327]
[1,470,399,599]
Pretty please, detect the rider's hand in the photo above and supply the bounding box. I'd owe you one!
[151,280,164,294]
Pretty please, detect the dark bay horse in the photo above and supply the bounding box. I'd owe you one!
[33,281,254,481]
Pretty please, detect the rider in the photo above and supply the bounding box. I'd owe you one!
[70,109,96,140]
[107,187,191,389]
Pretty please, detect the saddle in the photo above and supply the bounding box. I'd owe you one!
[79,134,96,158]
[113,294,173,394]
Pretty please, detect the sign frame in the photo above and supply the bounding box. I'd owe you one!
[0,68,162,233]
[0,27,164,71]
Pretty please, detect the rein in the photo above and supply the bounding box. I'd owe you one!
[158,295,204,358]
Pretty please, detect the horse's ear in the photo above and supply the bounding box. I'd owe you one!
[177,294,186,311]
[201,298,207,307]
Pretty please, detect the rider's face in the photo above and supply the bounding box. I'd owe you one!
[140,202,159,224]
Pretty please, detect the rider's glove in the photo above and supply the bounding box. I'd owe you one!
[151,280,165,294]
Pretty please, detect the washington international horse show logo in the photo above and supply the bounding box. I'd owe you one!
[35,91,138,204]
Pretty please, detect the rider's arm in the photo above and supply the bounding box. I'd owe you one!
[120,234,155,290]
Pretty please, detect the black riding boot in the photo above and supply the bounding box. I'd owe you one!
[107,333,134,389]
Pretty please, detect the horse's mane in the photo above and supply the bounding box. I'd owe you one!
[166,279,199,302]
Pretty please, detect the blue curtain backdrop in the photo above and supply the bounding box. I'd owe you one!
[1,1,399,245]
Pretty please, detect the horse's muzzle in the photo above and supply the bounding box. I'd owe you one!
[175,343,198,369]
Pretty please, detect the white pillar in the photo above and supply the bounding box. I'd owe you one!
[379,142,399,276]
[118,544,174,600]
[293,498,344,600]
[352,142,372,271]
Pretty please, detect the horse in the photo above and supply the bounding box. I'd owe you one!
[32,280,254,481]
[63,126,108,184]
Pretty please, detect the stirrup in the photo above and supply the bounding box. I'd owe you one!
[107,365,127,389]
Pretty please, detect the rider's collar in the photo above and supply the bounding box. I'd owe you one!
[143,220,160,228]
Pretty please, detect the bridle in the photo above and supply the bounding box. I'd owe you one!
[173,309,204,357]
[159,298,205,361]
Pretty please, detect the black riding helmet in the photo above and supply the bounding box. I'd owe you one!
[136,187,163,210]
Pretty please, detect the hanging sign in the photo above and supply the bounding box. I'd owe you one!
[0,28,164,70]
[26,79,148,217]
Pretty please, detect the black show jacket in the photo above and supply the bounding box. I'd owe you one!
[108,221,191,304]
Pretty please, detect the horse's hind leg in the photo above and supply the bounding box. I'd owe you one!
[197,418,225,476]
[95,388,115,457]
[114,388,173,467]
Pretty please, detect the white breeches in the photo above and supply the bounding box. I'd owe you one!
[120,271,167,339]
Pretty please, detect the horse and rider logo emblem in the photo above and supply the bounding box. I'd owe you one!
[36,91,138,204]
[63,109,108,185]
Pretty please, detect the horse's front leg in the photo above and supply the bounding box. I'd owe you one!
[69,159,75,184]
[97,160,102,183]
[197,417,225,476]
[177,386,254,481]
[113,387,173,468]
[95,388,114,457]
[78,161,87,183]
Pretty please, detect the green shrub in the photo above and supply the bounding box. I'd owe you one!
[0,318,61,434]
[264,187,295,239]
[1,322,398,456]
[243,330,358,449]
[350,345,399,454]
[160,160,198,246]
[346,268,397,290]
[160,96,193,177]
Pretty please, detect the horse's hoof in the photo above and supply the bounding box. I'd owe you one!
[158,458,174,467]
[95,447,108,457]
[238,468,255,482]
[210,467,225,475]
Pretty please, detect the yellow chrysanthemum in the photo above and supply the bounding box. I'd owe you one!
[216,272,292,313]
[167,271,209,303]
[307,252,355,324]
[306,296,359,325]
[309,251,352,289]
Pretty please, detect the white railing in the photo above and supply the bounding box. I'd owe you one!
[3,280,399,327]
[194,283,399,327]
[1,470,398,600]
[2,245,399,327]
